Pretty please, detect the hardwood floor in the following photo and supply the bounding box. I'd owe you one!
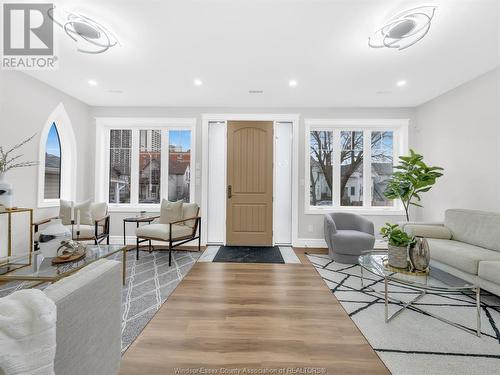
[120,250,389,374]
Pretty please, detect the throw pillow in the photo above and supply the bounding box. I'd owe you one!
[59,199,93,225]
[181,203,199,228]
[159,199,184,224]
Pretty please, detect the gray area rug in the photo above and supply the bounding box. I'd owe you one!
[0,250,199,353]
[307,253,500,375]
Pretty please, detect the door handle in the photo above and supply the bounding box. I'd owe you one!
[228,185,232,199]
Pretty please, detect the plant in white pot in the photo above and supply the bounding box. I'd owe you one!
[380,223,416,269]
[0,134,38,208]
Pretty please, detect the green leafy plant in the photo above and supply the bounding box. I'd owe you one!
[0,134,38,173]
[384,149,443,221]
[380,223,416,248]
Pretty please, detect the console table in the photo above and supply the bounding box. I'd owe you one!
[0,207,33,257]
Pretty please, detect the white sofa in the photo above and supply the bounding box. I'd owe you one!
[45,259,122,374]
[402,209,500,296]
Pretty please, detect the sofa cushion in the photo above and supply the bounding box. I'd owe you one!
[404,224,452,239]
[478,261,500,285]
[182,203,199,228]
[331,230,375,254]
[64,225,102,239]
[136,223,193,241]
[91,202,107,221]
[59,199,93,225]
[159,199,183,224]
[445,209,500,252]
[428,238,500,275]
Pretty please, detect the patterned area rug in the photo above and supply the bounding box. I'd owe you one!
[0,250,199,353]
[307,253,500,375]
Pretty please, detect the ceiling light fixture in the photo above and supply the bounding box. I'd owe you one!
[368,5,437,50]
[88,79,98,86]
[48,6,119,54]
[289,80,298,87]
[193,79,203,86]
[396,80,407,87]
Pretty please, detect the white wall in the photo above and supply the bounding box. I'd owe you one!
[90,106,416,245]
[414,67,500,221]
[0,71,92,256]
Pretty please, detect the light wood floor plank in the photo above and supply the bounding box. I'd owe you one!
[120,250,388,374]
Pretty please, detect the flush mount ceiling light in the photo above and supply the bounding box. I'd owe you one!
[48,6,119,54]
[368,5,437,50]
[193,79,203,86]
[88,79,98,86]
[289,80,298,87]
[396,80,407,87]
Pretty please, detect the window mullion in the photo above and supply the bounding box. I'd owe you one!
[130,129,140,206]
[333,128,341,209]
[161,129,169,201]
[363,129,372,209]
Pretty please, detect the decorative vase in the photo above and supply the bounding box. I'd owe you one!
[409,237,431,271]
[0,172,13,208]
[388,244,408,268]
[36,219,72,258]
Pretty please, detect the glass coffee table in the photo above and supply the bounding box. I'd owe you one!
[0,244,127,286]
[359,250,481,336]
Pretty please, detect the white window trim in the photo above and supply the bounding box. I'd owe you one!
[304,118,409,216]
[94,117,197,212]
[37,103,77,208]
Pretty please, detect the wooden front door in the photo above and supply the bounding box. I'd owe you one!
[226,121,273,246]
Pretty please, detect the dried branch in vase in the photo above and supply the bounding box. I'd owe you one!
[0,134,39,173]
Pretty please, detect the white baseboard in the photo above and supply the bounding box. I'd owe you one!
[293,238,327,248]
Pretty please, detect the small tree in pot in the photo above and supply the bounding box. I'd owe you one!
[380,223,416,268]
[383,149,444,221]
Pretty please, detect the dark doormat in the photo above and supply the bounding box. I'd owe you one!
[213,246,284,264]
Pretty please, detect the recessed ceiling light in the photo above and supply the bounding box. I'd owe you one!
[396,80,407,87]
[193,79,203,86]
[289,80,297,87]
[88,79,98,86]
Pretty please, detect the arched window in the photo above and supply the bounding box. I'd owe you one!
[44,123,62,199]
[38,103,77,207]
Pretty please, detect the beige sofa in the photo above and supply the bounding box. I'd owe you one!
[402,209,500,296]
[44,259,122,374]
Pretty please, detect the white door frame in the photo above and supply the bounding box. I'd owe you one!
[201,114,300,247]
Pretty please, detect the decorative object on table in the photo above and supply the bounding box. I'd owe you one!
[408,236,430,272]
[36,219,72,258]
[0,134,38,209]
[324,212,375,264]
[383,149,444,221]
[51,240,86,264]
[135,200,201,265]
[380,223,416,269]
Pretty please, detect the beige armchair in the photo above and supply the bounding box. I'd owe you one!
[33,202,110,249]
[135,202,201,266]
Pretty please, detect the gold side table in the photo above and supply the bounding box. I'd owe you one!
[0,208,33,257]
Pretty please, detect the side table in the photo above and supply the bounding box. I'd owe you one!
[123,216,156,251]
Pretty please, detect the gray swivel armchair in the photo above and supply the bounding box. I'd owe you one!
[324,212,375,264]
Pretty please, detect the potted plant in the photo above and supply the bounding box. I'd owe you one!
[383,149,443,221]
[380,223,416,268]
[0,134,38,208]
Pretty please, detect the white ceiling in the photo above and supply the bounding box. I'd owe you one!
[25,0,500,107]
